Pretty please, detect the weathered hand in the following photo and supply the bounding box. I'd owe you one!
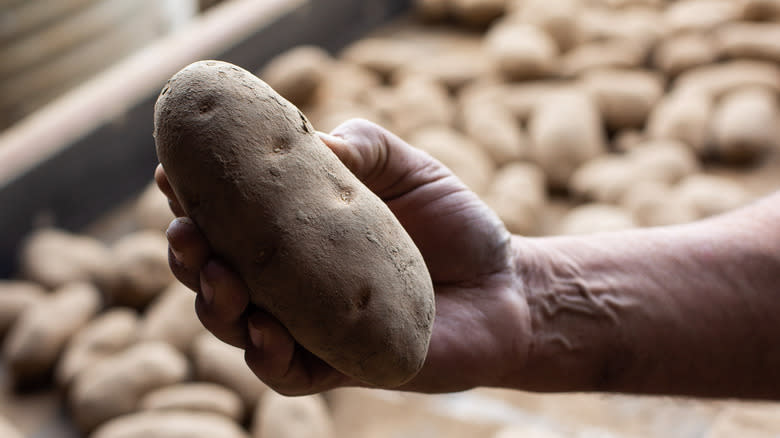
[157,119,530,395]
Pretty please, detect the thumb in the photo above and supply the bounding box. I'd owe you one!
[317,119,450,201]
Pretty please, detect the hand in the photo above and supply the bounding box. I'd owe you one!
[156,119,531,395]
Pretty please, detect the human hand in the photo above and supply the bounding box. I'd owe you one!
[156,119,531,395]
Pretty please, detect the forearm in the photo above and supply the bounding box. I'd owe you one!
[511,193,780,399]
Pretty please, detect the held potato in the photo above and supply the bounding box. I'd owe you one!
[154,60,434,388]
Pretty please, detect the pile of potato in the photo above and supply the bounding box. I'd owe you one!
[2,0,780,436]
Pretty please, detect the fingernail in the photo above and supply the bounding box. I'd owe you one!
[200,274,214,305]
[249,321,264,349]
[170,246,184,263]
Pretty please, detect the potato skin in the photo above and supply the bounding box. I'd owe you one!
[154,61,434,388]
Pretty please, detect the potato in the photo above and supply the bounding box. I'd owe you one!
[459,94,528,165]
[710,87,779,164]
[252,392,334,438]
[0,280,45,337]
[652,33,719,78]
[664,0,743,34]
[191,332,268,409]
[408,127,495,195]
[99,231,173,309]
[508,0,582,51]
[397,49,495,92]
[580,68,664,130]
[133,181,175,232]
[367,75,454,139]
[57,308,139,388]
[672,60,780,99]
[3,282,101,386]
[315,61,381,104]
[621,181,699,227]
[674,174,753,218]
[576,6,663,48]
[341,38,422,79]
[91,411,248,438]
[155,61,434,388]
[716,22,780,63]
[0,416,23,438]
[528,89,606,188]
[484,23,558,81]
[556,204,637,235]
[69,342,189,432]
[139,282,204,353]
[559,40,647,77]
[627,139,700,184]
[646,90,713,155]
[613,130,646,152]
[500,81,572,121]
[139,383,244,422]
[19,228,110,289]
[450,0,509,27]
[570,155,637,203]
[483,163,547,235]
[258,46,332,107]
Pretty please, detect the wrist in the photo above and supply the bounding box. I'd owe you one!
[506,234,634,393]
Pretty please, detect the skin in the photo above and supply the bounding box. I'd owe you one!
[157,119,780,400]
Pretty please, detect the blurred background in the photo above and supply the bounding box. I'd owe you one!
[1,0,779,437]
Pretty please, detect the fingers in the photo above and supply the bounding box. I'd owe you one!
[194,260,251,349]
[166,217,210,292]
[318,119,451,201]
[155,164,185,217]
[244,312,353,395]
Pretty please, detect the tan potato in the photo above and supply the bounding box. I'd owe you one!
[408,127,495,195]
[69,342,189,432]
[663,0,743,34]
[3,282,100,386]
[508,0,582,51]
[252,391,334,438]
[396,48,495,92]
[672,60,780,99]
[613,130,646,152]
[580,68,664,130]
[556,204,637,235]
[191,332,268,409]
[0,280,45,337]
[646,90,713,155]
[484,23,558,81]
[570,155,638,204]
[559,40,647,77]
[91,411,248,438]
[483,162,547,235]
[139,383,244,422]
[492,424,564,438]
[139,282,204,353]
[258,46,332,107]
[576,6,664,48]
[499,81,572,121]
[19,228,110,289]
[450,0,509,27]
[341,38,423,79]
[528,89,606,189]
[652,33,719,78]
[621,181,699,227]
[308,102,386,135]
[0,416,23,438]
[459,94,528,165]
[710,87,779,164]
[627,139,700,184]
[155,61,434,388]
[99,231,173,309]
[133,181,175,232]
[56,308,139,388]
[716,22,780,64]
[674,174,753,218]
[315,61,381,104]
[366,75,454,139]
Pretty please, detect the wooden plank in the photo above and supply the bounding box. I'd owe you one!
[0,0,412,276]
